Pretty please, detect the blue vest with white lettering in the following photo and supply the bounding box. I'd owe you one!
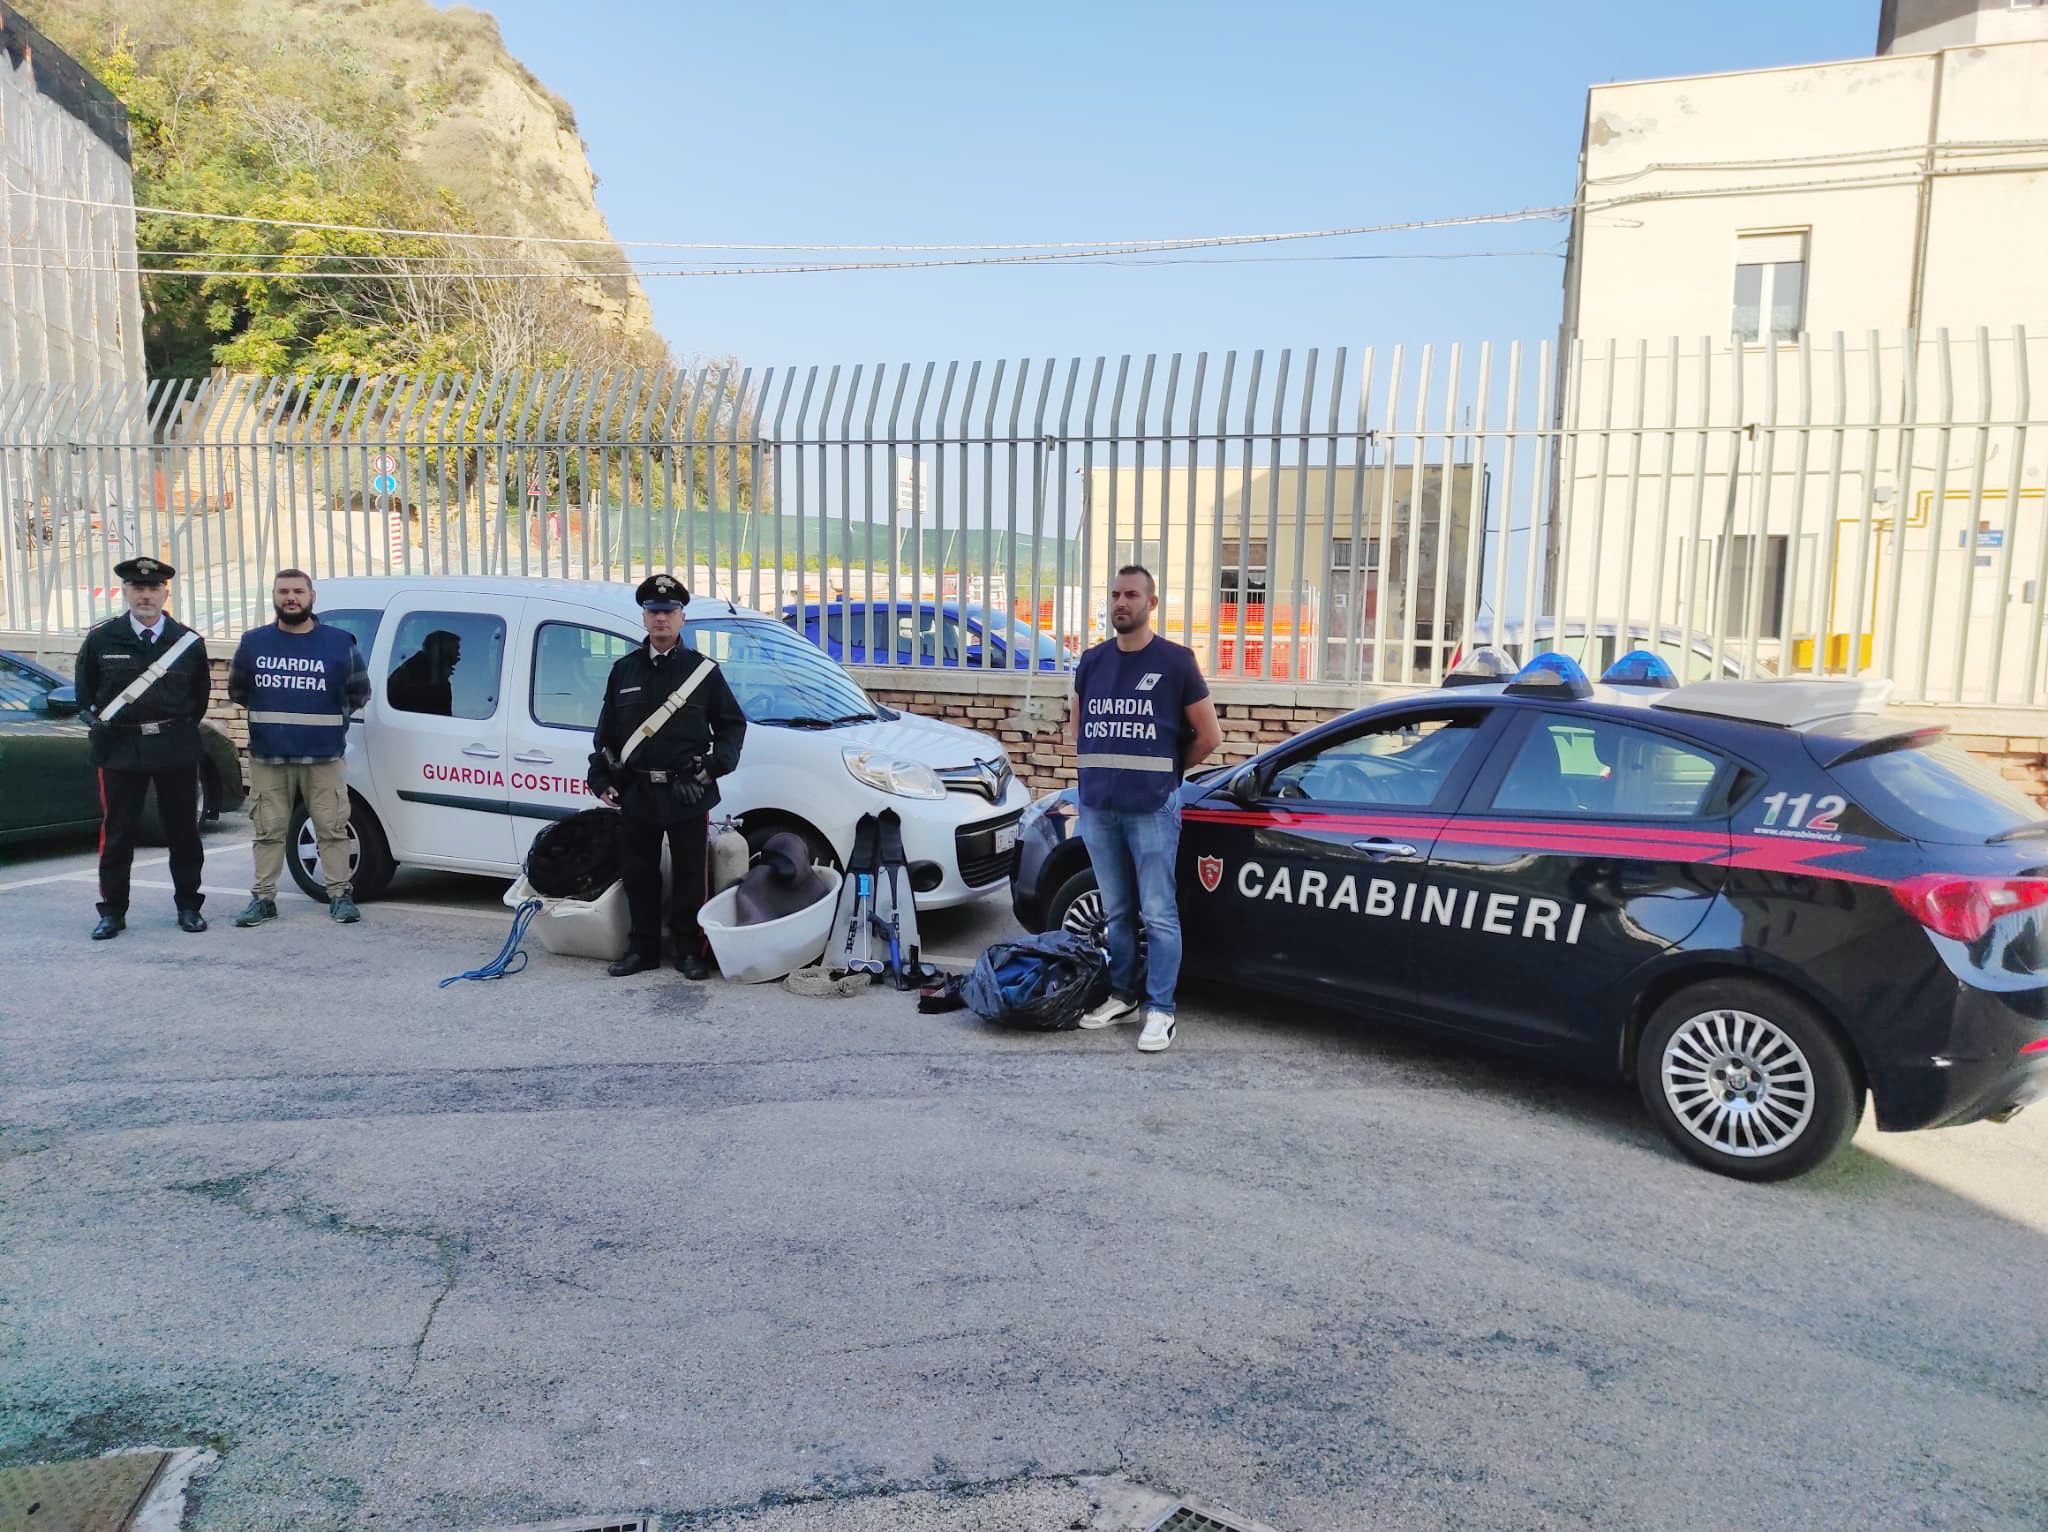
[1073,635,1208,811]
[234,623,359,761]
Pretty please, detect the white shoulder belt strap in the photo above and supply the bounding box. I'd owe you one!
[99,630,203,722]
[616,659,718,766]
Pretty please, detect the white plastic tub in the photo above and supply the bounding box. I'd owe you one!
[503,875,631,961]
[698,868,843,984]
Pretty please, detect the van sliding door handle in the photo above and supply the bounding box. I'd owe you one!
[512,750,554,765]
[461,744,501,759]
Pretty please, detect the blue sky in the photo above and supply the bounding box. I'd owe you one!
[461,0,1876,366]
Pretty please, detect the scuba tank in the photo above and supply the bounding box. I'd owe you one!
[710,817,751,896]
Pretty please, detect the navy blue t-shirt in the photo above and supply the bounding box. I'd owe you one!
[1073,634,1210,811]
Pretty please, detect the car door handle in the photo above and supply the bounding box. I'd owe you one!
[512,750,554,764]
[461,744,501,759]
[1351,838,1420,858]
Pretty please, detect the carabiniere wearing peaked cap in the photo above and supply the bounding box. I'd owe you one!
[114,555,176,584]
[591,570,744,979]
[76,551,210,939]
[636,573,689,610]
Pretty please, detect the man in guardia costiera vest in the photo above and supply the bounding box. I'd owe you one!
[226,569,371,928]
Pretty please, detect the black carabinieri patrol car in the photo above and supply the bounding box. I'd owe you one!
[1012,650,2048,1180]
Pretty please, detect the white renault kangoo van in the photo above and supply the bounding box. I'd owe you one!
[283,578,1027,906]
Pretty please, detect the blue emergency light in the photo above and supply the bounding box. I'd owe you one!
[1505,651,1593,699]
[1599,649,1679,689]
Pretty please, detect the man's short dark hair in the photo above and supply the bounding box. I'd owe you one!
[274,567,313,585]
[1114,564,1156,596]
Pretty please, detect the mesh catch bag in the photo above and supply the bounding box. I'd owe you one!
[523,808,627,901]
[963,931,1111,1031]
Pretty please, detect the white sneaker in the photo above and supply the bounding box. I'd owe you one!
[1137,1009,1177,1052]
[1079,994,1140,1030]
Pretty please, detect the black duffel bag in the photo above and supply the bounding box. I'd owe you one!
[524,808,626,901]
[963,931,1111,1031]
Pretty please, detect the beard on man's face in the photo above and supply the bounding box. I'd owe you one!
[274,598,313,622]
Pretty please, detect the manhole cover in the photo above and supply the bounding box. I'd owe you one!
[0,1453,172,1532]
[1145,1503,1273,1532]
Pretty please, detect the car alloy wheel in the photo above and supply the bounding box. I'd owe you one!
[1660,1007,1817,1159]
[1060,887,1106,940]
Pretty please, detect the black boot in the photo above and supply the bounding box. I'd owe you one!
[607,951,658,977]
[91,912,126,941]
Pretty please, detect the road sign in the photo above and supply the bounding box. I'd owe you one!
[371,473,398,495]
[527,479,543,498]
[372,453,398,474]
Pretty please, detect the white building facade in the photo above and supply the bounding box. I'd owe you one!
[1557,6,2048,704]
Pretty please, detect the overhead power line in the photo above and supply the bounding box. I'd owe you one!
[1,177,1575,253]
[6,156,2040,284]
[13,248,1566,281]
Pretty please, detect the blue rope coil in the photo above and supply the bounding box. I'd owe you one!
[439,898,543,988]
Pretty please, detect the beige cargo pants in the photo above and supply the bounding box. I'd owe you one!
[249,758,353,900]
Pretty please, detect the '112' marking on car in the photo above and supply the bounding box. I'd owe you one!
[1221,858,1589,945]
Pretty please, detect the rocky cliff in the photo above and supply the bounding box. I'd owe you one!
[26,0,660,369]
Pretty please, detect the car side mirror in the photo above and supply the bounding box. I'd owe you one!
[1228,768,1261,808]
[42,684,80,718]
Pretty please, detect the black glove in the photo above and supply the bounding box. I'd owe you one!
[670,754,710,808]
[78,706,102,731]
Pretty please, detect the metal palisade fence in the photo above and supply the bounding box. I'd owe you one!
[3,329,2046,707]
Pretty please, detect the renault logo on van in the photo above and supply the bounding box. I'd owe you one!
[942,756,1013,804]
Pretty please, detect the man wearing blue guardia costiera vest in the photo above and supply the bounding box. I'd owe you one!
[226,569,371,927]
[1070,565,1223,1054]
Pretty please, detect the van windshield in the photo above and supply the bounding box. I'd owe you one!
[689,618,880,726]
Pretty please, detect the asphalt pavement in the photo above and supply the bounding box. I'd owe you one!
[3,819,2045,1531]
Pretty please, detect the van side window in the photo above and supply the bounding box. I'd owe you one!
[532,622,632,731]
[385,612,505,720]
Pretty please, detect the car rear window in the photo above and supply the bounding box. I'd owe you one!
[1831,739,2042,844]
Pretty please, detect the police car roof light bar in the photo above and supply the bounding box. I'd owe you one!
[1505,651,1593,699]
[1441,645,1519,688]
[1599,650,1679,689]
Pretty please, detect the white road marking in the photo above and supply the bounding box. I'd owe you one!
[0,869,99,893]
[120,879,511,924]
[0,842,251,895]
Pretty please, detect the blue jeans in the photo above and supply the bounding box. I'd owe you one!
[1078,798,1184,1015]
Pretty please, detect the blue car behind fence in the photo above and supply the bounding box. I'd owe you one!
[783,600,1074,670]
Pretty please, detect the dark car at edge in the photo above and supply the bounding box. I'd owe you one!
[0,647,247,846]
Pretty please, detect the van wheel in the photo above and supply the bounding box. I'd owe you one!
[288,794,395,902]
[1636,979,1861,1182]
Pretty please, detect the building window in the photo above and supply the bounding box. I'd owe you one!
[1732,231,1808,343]
[1219,538,1268,606]
[1115,540,1163,578]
